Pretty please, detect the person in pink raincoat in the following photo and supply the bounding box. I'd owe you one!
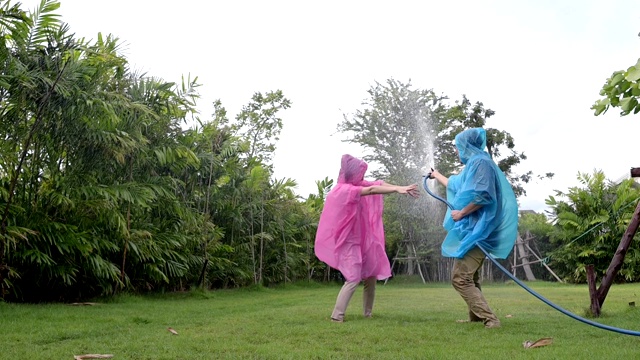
[315,154,419,322]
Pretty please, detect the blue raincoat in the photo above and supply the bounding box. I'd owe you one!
[441,128,518,259]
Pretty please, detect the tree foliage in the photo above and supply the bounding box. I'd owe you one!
[338,79,442,181]
[592,57,640,116]
[545,170,640,283]
[0,0,322,301]
[220,90,291,166]
[337,79,550,278]
[433,95,555,197]
[339,79,551,199]
[518,212,555,281]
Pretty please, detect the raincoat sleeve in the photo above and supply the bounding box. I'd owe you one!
[314,184,362,270]
[442,156,517,259]
[314,179,391,281]
[443,174,461,231]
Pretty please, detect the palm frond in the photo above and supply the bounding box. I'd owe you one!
[25,0,61,50]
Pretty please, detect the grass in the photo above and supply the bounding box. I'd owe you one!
[3,278,640,359]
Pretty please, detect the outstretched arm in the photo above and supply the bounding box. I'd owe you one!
[361,183,419,197]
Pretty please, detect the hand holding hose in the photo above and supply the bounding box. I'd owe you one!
[428,168,441,180]
[422,171,454,210]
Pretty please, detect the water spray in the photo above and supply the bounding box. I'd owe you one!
[422,172,640,336]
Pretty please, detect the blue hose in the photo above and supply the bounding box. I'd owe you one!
[422,175,454,210]
[422,174,640,336]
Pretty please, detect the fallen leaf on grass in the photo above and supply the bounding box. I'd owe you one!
[523,337,553,349]
[67,302,99,306]
[168,327,178,335]
[73,354,114,359]
[505,314,513,318]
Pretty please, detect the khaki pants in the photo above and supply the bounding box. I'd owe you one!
[331,276,377,321]
[452,246,500,326]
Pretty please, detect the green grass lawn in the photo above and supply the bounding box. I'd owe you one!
[2,278,640,359]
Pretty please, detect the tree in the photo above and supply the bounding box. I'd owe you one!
[222,90,291,167]
[592,58,640,116]
[589,44,640,315]
[0,0,91,297]
[545,170,640,283]
[0,0,322,301]
[339,79,551,198]
[433,95,553,197]
[517,211,556,281]
[337,79,551,279]
[1,0,206,300]
[338,79,449,278]
[338,79,442,180]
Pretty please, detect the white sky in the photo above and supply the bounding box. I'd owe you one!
[17,0,640,213]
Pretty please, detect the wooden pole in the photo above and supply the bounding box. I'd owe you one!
[512,243,517,277]
[516,234,536,281]
[524,243,564,283]
[596,200,640,307]
[411,241,426,284]
[587,167,640,314]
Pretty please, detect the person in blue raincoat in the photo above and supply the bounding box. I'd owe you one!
[429,127,518,328]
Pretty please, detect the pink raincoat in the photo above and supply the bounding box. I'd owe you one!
[314,155,391,282]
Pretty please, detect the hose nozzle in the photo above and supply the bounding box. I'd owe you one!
[422,168,454,210]
[424,167,435,180]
